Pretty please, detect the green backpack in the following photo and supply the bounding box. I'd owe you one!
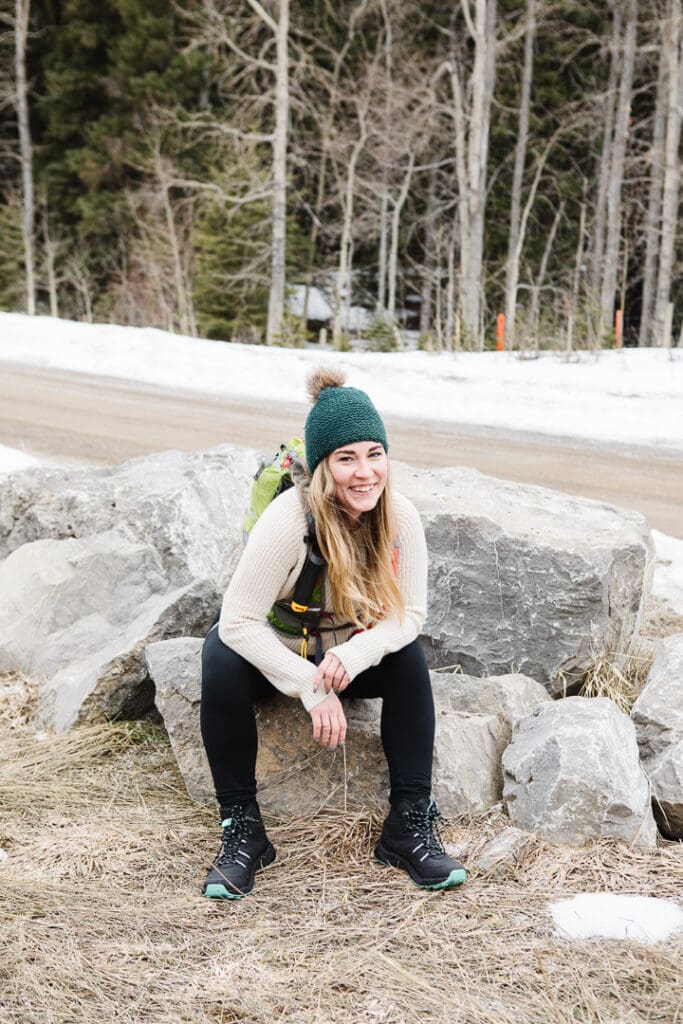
[242,439,326,658]
[242,438,306,538]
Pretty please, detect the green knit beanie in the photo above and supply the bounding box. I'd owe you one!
[304,368,388,474]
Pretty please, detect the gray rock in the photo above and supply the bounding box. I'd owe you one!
[432,709,508,814]
[393,463,653,696]
[0,531,217,731]
[469,826,534,872]
[432,670,551,742]
[428,671,552,815]
[632,634,683,761]
[0,446,255,731]
[502,697,657,847]
[632,635,683,838]
[645,741,683,840]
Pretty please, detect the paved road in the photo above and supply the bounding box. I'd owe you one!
[2,362,682,538]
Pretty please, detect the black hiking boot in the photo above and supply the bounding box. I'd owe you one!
[374,796,467,890]
[202,801,276,899]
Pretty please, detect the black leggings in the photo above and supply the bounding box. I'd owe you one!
[200,627,435,811]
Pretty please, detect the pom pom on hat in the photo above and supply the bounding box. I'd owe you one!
[305,366,347,403]
[304,366,388,475]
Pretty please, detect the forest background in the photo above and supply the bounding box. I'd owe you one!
[1,0,681,352]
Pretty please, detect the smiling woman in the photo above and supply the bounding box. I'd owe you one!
[199,367,468,900]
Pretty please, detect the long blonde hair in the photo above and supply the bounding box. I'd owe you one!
[305,458,404,627]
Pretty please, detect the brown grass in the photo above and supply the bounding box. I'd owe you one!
[578,643,655,714]
[1,697,682,1024]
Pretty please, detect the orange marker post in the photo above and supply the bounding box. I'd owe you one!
[615,309,623,348]
[496,313,505,351]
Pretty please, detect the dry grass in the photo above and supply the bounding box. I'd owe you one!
[641,596,683,641]
[578,644,656,714]
[1,698,682,1024]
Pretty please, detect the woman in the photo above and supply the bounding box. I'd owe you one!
[200,367,467,898]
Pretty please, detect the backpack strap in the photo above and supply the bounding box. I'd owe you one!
[290,512,325,614]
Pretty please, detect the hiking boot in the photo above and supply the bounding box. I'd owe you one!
[374,796,467,890]
[202,801,276,899]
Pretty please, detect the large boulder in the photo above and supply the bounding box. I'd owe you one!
[502,697,657,847]
[632,634,683,839]
[146,639,529,817]
[0,446,255,730]
[393,463,653,696]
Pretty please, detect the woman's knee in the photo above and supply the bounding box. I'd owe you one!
[383,640,431,689]
[201,631,261,708]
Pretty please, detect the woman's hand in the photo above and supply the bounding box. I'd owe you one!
[313,652,351,695]
[309,691,347,750]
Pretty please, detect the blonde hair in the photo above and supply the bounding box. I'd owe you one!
[306,459,404,627]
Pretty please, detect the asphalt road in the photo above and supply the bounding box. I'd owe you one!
[2,361,682,538]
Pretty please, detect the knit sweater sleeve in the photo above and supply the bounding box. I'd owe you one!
[327,493,428,681]
[217,489,328,713]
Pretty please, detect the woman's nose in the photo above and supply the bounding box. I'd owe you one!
[353,459,374,478]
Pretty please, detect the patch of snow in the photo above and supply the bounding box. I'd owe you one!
[550,892,683,944]
[0,443,39,474]
[0,849,7,864]
[651,530,683,617]
[286,285,332,321]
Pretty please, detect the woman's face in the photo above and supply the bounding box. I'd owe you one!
[327,441,388,521]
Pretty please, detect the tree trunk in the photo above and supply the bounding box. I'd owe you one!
[419,167,437,335]
[567,182,587,356]
[530,200,563,353]
[590,4,621,314]
[450,0,497,350]
[41,197,59,318]
[266,0,289,344]
[377,190,389,313]
[653,0,682,346]
[15,0,35,315]
[387,153,414,324]
[599,0,638,340]
[332,107,368,348]
[504,0,536,351]
[639,39,668,346]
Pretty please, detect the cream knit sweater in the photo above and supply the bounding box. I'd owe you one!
[218,485,428,712]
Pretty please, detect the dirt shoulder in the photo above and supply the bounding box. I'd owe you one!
[2,361,682,538]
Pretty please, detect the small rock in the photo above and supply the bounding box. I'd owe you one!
[470,827,534,872]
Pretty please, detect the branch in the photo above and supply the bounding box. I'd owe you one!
[245,0,278,35]
[461,0,476,41]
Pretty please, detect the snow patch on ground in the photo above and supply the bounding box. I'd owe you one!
[0,444,39,474]
[652,530,683,617]
[551,893,683,943]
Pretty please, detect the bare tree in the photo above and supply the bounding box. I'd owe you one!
[599,0,638,340]
[1,0,35,313]
[652,0,682,346]
[503,0,536,351]
[447,0,497,348]
[249,0,290,345]
[639,37,668,346]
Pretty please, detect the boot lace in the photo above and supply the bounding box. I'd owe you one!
[406,801,449,858]
[217,805,252,867]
